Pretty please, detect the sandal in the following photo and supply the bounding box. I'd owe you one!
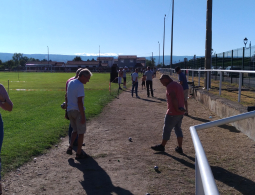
[75,152,88,160]
[66,146,73,155]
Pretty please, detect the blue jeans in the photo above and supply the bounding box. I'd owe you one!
[132,82,138,97]
[0,114,3,181]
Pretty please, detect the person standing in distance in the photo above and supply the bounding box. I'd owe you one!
[66,69,92,159]
[175,67,189,116]
[131,68,139,98]
[118,67,123,90]
[123,66,127,89]
[144,66,154,97]
[0,84,13,194]
[151,75,185,154]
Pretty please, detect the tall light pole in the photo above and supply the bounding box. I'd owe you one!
[204,0,212,88]
[243,37,248,48]
[47,46,49,65]
[158,41,160,66]
[170,0,174,74]
[163,14,166,67]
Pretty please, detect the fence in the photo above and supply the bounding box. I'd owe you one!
[171,45,255,88]
[160,68,255,103]
[190,110,255,195]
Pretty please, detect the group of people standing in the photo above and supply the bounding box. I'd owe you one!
[131,66,155,98]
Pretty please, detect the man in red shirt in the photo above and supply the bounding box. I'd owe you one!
[151,75,185,154]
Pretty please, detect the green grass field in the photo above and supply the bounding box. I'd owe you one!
[0,72,131,175]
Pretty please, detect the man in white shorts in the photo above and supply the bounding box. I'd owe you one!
[66,68,92,159]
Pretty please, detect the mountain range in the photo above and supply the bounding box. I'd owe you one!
[0,52,199,65]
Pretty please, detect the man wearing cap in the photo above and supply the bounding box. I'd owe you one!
[123,66,127,88]
[151,74,185,154]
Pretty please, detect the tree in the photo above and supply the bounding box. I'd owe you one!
[73,56,82,61]
[91,58,95,61]
[86,59,90,61]
[0,60,2,65]
[146,58,156,68]
[41,59,47,62]
[20,56,29,67]
[12,53,23,65]
[5,60,15,70]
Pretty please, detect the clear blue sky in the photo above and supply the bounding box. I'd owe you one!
[0,0,254,57]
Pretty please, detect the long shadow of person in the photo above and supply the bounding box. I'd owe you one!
[154,152,255,194]
[68,157,133,195]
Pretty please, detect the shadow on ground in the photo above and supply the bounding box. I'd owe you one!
[186,115,240,133]
[68,157,133,195]
[155,152,255,195]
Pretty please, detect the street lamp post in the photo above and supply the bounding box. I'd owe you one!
[158,41,160,66]
[170,0,174,75]
[163,14,166,67]
[244,37,248,48]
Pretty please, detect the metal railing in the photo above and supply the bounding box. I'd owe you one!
[160,68,255,103]
[190,110,255,195]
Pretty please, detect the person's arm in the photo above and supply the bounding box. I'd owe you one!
[0,86,13,112]
[78,96,85,124]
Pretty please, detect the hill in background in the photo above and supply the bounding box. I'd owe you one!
[0,52,198,65]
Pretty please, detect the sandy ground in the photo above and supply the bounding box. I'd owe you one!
[1,75,255,195]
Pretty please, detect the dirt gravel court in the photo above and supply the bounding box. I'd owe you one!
[2,75,255,195]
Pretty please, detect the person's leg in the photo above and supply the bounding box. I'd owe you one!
[76,133,84,154]
[131,83,135,97]
[70,131,78,147]
[150,81,153,97]
[183,89,189,114]
[135,82,138,96]
[146,80,149,97]
[184,100,188,113]
[151,115,175,151]
[174,115,184,153]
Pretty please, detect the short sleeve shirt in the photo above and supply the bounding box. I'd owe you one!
[166,81,185,115]
[132,72,138,82]
[67,79,85,112]
[144,70,153,81]
[66,76,75,92]
[178,72,189,90]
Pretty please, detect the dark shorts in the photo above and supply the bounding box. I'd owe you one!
[123,77,126,82]
[162,114,183,140]
[142,81,145,86]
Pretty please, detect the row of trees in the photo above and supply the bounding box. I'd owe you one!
[72,56,96,62]
[0,53,45,70]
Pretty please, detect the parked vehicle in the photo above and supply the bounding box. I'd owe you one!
[224,66,241,77]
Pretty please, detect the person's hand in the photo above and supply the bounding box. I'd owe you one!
[80,116,86,124]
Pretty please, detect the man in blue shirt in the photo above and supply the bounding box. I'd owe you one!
[175,67,189,116]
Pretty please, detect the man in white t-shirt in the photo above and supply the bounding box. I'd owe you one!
[66,68,92,159]
[131,68,139,98]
